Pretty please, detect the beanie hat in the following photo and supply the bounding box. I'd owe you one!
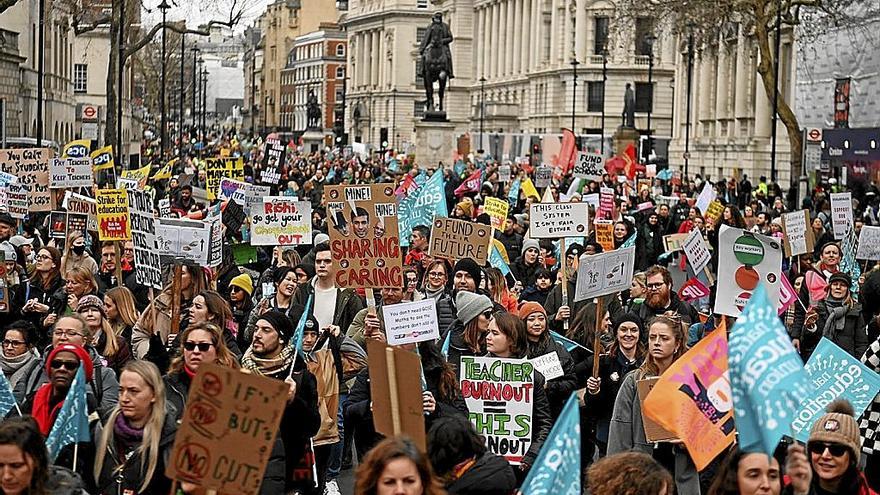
[314,232,330,245]
[518,301,546,320]
[257,311,295,345]
[76,294,106,318]
[565,242,584,258]
[827,272,852,290]
[455,291,493,325]
[0,241,16,262]
[456,201,473,217]
[0,213,15,228]
[808,399,860,457]
[230,274,254,296]
[522,239,540,254]
[612,312,644,334]
[453,258,483,288]
[46,343,94,382]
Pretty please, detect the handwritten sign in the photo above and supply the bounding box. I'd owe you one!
[0,148,52,211]
[128,189,162,289]
[460,356,534,465]
[857,226,880,260]
[682,228,711,274]
[594,220,613,252]
[49,158,93,188]
[528,203,590,238]
[260,139,285,185]
[498,165,512,182]
[574,246,636,301]
[4,184,28,219]
[219,178,270,210]
[95,188,131,241]
[573,151,603,181]
[782,210,815,257]
[830,192,853,239]
[382,299,440,346]
[63,191,98,231]
[166,363,288,495]
[206,158,244,200]
[662,233,689,253]
[535,165,552,188]
[484,197,509,231]
[249,197,312,246]
[429,217,491,266]
[531,352,563,381]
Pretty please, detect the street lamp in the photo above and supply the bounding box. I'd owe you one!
[601,47,608,155]
[201,67,208,152]
[179,31,185,159]
[684,26,694,178]
[36,0,44,145]
[191,47,200,135]
[391,88,397,150]
[158,0,170,159]
[478,76,486,153]
[571,58,579,143]
[645,34,656,162]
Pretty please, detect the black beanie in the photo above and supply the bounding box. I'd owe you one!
[612,312,644,334]
[258,311,295,344]
[453,258,483,287]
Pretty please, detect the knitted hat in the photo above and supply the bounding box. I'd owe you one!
[455,291,493,325]
[808,399,861,457]
[0,213,15,227]
[518,301,546,320]
[827,272,852,289]
[46,343,94,382]
[612,312,644,334]
[522,239,540,254]
[453,258,483,288]
[0,241,16,262]
[230,274,254,296]
[257,310,295,345]
[566,242,584,258]
[76,294,106,317]
[455,200,473,217]
[313,232,330,245]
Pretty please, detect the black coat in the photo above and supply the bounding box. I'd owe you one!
[525,335,578,420]
[446,451,517,495]
[94,415,177,495]
[510,258,541,289]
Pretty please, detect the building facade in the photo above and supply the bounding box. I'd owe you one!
[242,26,263,134]
[0,29,25,141]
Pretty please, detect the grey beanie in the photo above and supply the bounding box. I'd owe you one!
[314,232,330,245]
[0,241,15,262]
[522,238,540,253]
[455,290,493,325]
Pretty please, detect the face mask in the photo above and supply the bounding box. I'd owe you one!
[72,245,86,255]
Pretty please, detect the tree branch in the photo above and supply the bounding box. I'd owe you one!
[72,14,112,36]
[123,17,240,60]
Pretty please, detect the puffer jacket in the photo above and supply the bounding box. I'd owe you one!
[810,299,869,360]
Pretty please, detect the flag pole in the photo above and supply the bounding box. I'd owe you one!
[73,443,78,470]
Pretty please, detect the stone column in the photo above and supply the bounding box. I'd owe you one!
[483,6,492,78]
[474,8,483,78]
[499,1,508,77]
[550,0,558,66]
[520,0,530,74]
[754,47,772,138]
[506,0,516,75]
[715,34,730,120]
[733,28,750,124]
[492,2,501,79]
[358,32,367,88]
[372,30,380,87]
[563,0,573,61]
[575,0,587,62]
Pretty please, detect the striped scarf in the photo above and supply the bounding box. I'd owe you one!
[240,345,294,378]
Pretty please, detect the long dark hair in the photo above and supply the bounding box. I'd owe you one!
[707,448,783,495]
[0,416,49,494]
[427,416,487,478]
[418,341,458,403]
[354,437,444,495]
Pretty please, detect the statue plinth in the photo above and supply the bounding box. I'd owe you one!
[301,128,326,153]
[422,110,449,123]
[613,126,641,156]
[415,119,456,169]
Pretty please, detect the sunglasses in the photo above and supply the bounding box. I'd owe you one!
[481,310,494,320]
[808,442,848,457]
[50,360,79,371]
[184,342,213,352]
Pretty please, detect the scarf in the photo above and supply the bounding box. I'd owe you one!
[822,296,850,338]
[241,345,294,378]
[31,383,64,436]
[423,285,445,302]
[1,349,38,387]
[114,414,145,451]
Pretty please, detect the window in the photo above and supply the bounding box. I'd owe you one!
[415,58,423,83]
[635,82,652,113]
[414,100,426,119]
[635,18,654,56]
[335,88,344,102]
[336,44,345,57]
[73,63,87,93]
[416,28,426,44]
[594,17,609,55]
[336,66,345,78]
[417,0,428,8]
[587,81,604,112]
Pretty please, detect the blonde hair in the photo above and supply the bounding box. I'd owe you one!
[94,361,166,493]
[65,266,98,297]
[638,314,687,379]
[168,322,240,374]
[105,287,139,335]
[96,319,120,358]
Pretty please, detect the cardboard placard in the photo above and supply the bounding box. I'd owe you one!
[249,197,312,246]
[714,226,783,317]
[594,220,614,252]
[574,246,636,302]
[528,203,590,239]
[165,363,288,495]
[428,217,491,266]
[781,210,815,257]
[367,340,426,451]
[830,192,853,239]
[206,157,245,200]
[483,197,509,231]
[326,184,402,288]
[662,233,689,253]
[95,188,131,241]
[63,191,98,231]
[0,148,52,211]
[460,356,534,465]
[49,158,93,188]
[682,228,711,274]
[573,151,604,181]
[498,165,512,182]
[535,165,553,188]
[704,200,725,223]
[128,189,162,289]
[637,377,678,442]
[857,225,880,260]
[382,299,440,346]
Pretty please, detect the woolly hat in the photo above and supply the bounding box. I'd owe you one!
[230,274,254,296]
[518,301,546,320]
[0,241,16,262]
[612,312,644,333]
[565,242,584,258]
[455,291,493,325]
[827,272,852,290]
[0,213,15,227]
[257,310,295,345]
[808,399,861,457]
[46,343,94,382]
[453,258,483,288]
[522,239,540,254]
[455,200,473,217]
[313,232,330,245]
[76,294,106,317]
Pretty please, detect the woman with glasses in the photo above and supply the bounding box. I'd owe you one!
[21,247,64,344]
[803,399,875,495]
[103,287,139,345]
[418,259,450,302]
[0,322,39,390]
[60,230,97,276]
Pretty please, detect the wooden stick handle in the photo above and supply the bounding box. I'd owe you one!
[592,297,604,378]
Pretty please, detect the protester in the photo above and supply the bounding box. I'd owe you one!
[60,231,97,276]
[805,272,869,360]
[706,444,811,495]
[587,451,675,495]
[187,290,243,358]
[76,295,131,376]
[427,416,517,494]
[0,416,87,494]
[22,246,64,339]
[520,302,577,418]
[484,267,517,312]
[228,273,255,350]
[103,286,139,345]
[633,265,700,329]
[805,399,877,495]
[510,239,542,288]
[354,437,445,495]
[245,266,300,342]
[445,291,493,371]
[0,322,40,390]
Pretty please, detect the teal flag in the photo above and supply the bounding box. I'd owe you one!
[508,179,521,206]
[398,171,448,247]
[550,331,589,353]
[290,294,314,358]
[46,366,90,462]
[0,373,18,418]
[621,231,637,248]
[489,243,511,276]
[841,227,861,299]
[519,393,581,495]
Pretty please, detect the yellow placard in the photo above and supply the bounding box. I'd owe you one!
[484,197,509,230]
[95,188,131,241]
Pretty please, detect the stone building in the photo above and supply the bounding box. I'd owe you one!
[0,29,25,140]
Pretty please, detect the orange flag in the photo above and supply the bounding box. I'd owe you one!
[643,325,735,470]
[554,129,577,180]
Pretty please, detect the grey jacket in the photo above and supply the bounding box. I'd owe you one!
[607,371,701,495]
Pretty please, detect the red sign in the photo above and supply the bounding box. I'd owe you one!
[82,105,98,121]
[806,128,822,142]
[678,278,711,302]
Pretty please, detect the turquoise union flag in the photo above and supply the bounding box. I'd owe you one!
[0,373,18,418]
[398,171,447,247]
[46,366,90,462]
[519,393,581,495]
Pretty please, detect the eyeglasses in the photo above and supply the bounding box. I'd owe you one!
[49,360,79,371]
[184,341,214,352]
[230,286,242,293]
[2,339,25,347]
[646,282,666,290]
[428,271,445,278]
[52,330,83,338]
[808,442,848,457]
[35,254,52,261]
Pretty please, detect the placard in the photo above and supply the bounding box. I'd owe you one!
[5,183,28,219]
[857,225,880,260]
[682,228,711,274]
[594,220,614,252]
[830,192,853,239]
[367,341,427,451]
[662,233,689,253]
[128,189,162,289]
[597,187,615,220]
[260,138,285,185]
[165,363,288,495]
[574,246,636,301]
[714,226,783,317]
[535,165,552,188]
[483,197,509,231]
[528,203,590,238]
[573,151,603,181]
[694,182,716,214]
[156,218,212,265]
[498,165,512,182]
[782,209,815,257]
[48,211,67,239]
[218,178,270,210]
[638,377,678,442]
[460,356,534,465]
[0,148,52,211]
[704,200,725,223]
[66,213,88,238]
[428,217,491,266]
[49,158,93,188]
[206,157,245,200]
[95,188,131,241]
[249,197,312,246]
[63,191,98,231]
[326,183,402,288]
[531,352,563,381]
[158,198,171,218]
[382,299,440,346]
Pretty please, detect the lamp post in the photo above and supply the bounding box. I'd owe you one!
[478,76,486,153]
[645,34,656,162]
[570,58,579,142]
[179,31,185,158]
[391,88,397,150]
[684,27,694,178]
[201,68,208,151]
[36,0,44,145]
[770,0,782,182]
[117,0,126,166]
[191,48,200,135]
[601,47,608,155]
[158,0,170,158]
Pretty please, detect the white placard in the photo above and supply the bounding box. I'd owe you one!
[219,177,271,209]
[531,352,563,381]
[714,225,783,317]
[573,151,603,181]
[155,218,211,265]
[574,246,636,301]
[830,192,853,239]
[857,226,880,260]
[249,197,312,246]
[498,165,512,182]
[782,210,812,257]
[694,182,716,214]
[127,189,162,289]
[4,184,28,219]
[49,158,93,188]
[682,228,711,274]
[382,299,440,346]
[528,203,590,239]
[535,165,553,188]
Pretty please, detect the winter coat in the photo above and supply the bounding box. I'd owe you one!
[243,294,299,345]
[809,299,869,360]
[445,451,517,495]
[519,284,552,306]
[444,319,484,374]
[93,415,177,495]
[510,258,541,289]
[131,292,175,360]
[525,335,578,420]
[579,351,643,444]
[495,230,523,262]
[291,281,365,339]
[631,293,700,339]
[607,370,701,495]
[544,281,625,333]
[21,276,66,338]
[45,466,89,495]
[435,291,457,336]
[163,370,191,425]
